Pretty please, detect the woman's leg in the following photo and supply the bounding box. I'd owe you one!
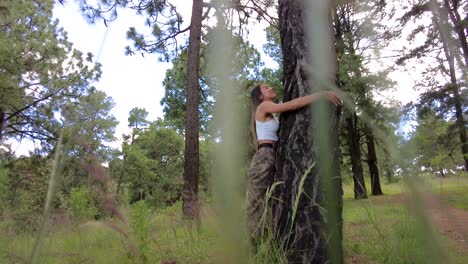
[246,148,275,242]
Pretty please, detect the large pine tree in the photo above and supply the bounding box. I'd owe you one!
[273,1,343,263]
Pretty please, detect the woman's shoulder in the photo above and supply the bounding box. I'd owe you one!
[257,101,277,113]
[258,101,276,107]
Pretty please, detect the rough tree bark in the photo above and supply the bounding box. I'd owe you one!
[363,125,383,196]
[273,1,343,263]
[182,0,203,218]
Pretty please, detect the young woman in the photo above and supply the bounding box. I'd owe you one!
[246,83,340,241]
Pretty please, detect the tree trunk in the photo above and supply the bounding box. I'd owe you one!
[432,1,468,171]
[444,0,468,66]
[452,86,468,171]
[345,113,367,199]
[333,4,367,199]
[182,0,203,218]
[0,108,4,141]
[439,168,446,178]
[364,125,383,196]
[444,0,468,171]
[273,1,343,263]
[116,154,126,197]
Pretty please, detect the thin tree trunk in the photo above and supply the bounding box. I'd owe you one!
[345,113,367,199]
[0,108,4,141]
[439,168,446,177]
[335,3,368,193]
[364,125,383,196]
[182,0,203,218]
[452,86,468,171]
[273,1,343,263]
[116,154,126,196]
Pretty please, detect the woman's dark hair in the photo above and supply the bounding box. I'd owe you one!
[250,84,263,148]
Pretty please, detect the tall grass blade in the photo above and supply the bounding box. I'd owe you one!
[209,1,248,263]
[305,1,343,263]
[30,128,66,263]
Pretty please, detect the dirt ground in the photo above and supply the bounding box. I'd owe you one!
[420,192,468,254]
[374,188,468,253]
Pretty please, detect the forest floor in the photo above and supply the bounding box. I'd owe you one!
[343,175,468,264]
[364,189,468,257]
[422,191,468,254]
[387,178,468,255]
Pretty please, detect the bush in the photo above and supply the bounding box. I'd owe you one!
[129,200,152,262]
[11,194,42,233]
[67,186,98,222]
[0,166,8,214]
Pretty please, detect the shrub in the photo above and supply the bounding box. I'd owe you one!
[129,200,152,262]
[67,186,98,222]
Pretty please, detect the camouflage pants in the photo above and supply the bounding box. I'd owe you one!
[246,147,275,241]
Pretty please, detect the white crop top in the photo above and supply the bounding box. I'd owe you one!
[256,118,279,141]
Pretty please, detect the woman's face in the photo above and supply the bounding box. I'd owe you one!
[260,83,276,101]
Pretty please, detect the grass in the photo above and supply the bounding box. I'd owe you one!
[342,197,467,264]
[428,173,468,210]
[1,174,467,263]
[343,174,468,264]
[1,202,217,264]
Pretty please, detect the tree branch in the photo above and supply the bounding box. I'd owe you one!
[5,88,65,122]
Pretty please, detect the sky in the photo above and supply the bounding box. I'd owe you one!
[52,1,186,137]
[11,0,419,155]
[49,0,273,148]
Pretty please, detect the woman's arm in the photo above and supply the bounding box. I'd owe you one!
[258,91,341,114]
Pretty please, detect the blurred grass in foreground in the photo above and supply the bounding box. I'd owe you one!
[1,174,467,263]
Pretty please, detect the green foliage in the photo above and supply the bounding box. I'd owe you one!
[129,201,151,262]
[263,25,282,66]
[0,164,8,213]
[333,1,400,198]
[160,49,198,134]
[66,87,119,161]
[79,0,276,62]
[160,32,264,137]
[111,117,185,207]
[80,0,185,61]
[2,177,468,263]
[6,156,52,232]
[199,140,213,192]
[395,0,466,158]
[128,107,149,130]
[0,0,102,145]
[67,186,98,222]
[410,111,463,173]
[257,25,283,99]
[45,87,119,196]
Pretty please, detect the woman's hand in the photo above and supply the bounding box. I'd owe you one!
[319,91,341,107]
